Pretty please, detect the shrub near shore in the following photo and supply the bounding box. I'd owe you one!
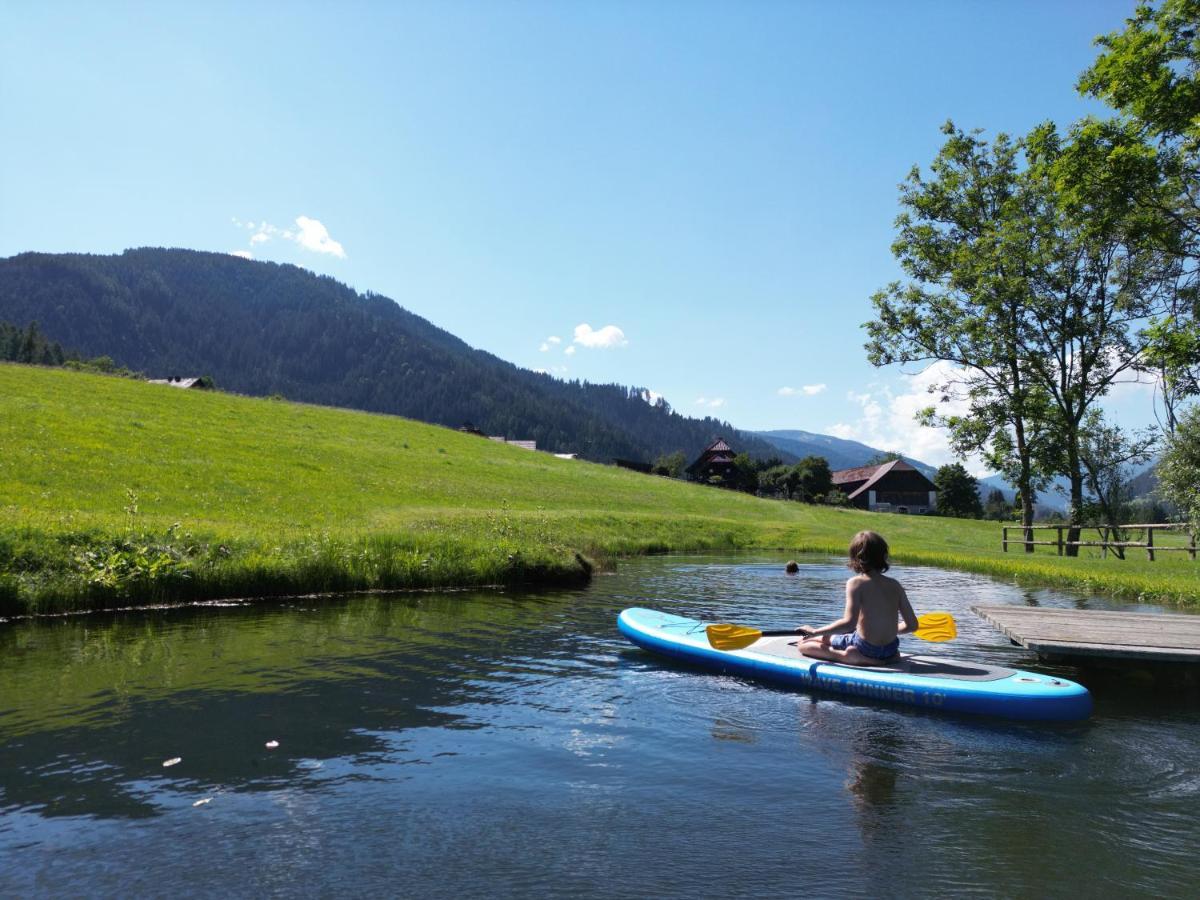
[1,363,1198,615]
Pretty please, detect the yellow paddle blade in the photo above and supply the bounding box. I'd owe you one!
[706,623,764,651]
[914,612,957,642]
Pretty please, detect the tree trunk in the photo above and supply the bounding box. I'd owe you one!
[1065,438,1084,558]
[1014,418,1036,553]
[1020,487,1036,553]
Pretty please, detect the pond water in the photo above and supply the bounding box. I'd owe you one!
[1,555,1198,898]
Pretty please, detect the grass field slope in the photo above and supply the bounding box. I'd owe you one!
[2,363,1197,614]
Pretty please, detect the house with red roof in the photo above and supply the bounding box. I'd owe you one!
[831,459,937,514]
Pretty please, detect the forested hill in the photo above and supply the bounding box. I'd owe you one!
[0,248,789,464]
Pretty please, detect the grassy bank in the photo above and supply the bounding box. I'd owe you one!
[2,362,1198,615]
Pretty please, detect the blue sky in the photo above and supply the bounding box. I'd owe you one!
[1,0,1154,468]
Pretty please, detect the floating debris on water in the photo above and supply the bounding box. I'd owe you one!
[192,797,212,807]
[163,757,182,767]
[265,740,279,749]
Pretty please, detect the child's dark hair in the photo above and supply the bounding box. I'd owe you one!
[848,530,889,574]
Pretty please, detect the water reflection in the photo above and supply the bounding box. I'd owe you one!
[710,716,758,745]
[845,744,900,816]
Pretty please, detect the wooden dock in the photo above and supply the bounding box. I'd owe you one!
[971,605,1200,664]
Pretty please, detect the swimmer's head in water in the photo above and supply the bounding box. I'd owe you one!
[785,560,799,574]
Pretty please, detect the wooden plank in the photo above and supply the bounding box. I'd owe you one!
[974,607,1200,628]
[972,611,1200,639]
[1065,540,1156,548]
[1020,640,1200,664]
[971,604,1200,664]
[1121,523,1191,530]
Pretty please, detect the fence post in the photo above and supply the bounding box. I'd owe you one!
[1100,526,1108,559]
[1057,526,1064,556]
[1002,526,1008,552]
[1191,528,1197,562]
[1147,526,1155,562]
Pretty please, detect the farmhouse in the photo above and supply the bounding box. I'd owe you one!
[147,376,213,389]
[488,436,537,451]
[831,459,937,514]
[687,437,737,482]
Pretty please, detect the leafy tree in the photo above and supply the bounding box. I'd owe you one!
[757,465,793,499]
[1126,496,1171,524]
[1019,121,1174,554]
[0,320,65,365]
[1158,404,1200,529]
[823,489,849,507]
[651,451,686,478]
[793,455,833,502]
[866,123,1050,550]
[730,453,760,494]
[1077,410,1157,555]
[1079,0,1200,430]
[864,451,904,466]
[982,488,1012,521]
[933,463,983,518]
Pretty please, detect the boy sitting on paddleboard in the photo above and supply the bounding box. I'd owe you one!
[796,530,919,666]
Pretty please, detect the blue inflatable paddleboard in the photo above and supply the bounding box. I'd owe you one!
[618,607,1091,722]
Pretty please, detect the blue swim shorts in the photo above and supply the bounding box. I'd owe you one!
[829,632,899,660]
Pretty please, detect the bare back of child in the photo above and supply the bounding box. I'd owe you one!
[797,531,918,667]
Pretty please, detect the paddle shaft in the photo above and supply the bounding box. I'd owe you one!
[755,627,929,638]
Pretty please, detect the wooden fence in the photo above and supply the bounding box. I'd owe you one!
[1002,523,1197,561]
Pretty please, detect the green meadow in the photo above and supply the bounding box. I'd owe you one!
[1,362,1197,615]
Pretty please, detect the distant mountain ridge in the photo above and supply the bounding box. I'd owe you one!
[0,248,791,466]
[754,429,938,476]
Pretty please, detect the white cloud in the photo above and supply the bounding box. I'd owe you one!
[778,384,827,397]
[564,345,576,356]
[827,423,856,439]
[547,336,561,345]
[695,396,726,409]
[827,362,989,474]
[539,343,550,352]
[573,323,628,348]
[230,250,253,259]
[640,388,665,405]
[1107,367,1160,402]
[231,215,346,259]
[294,216,345,258]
